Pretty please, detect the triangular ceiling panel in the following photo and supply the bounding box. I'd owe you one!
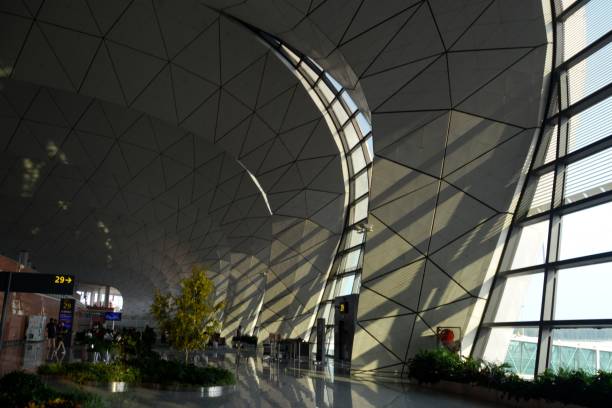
[131,65,177,124]
[87,0,132,35]
[38,23,101,89]
[13,23,74,91]
[170,64,218,122]
[172,19,220,84]
[107,0,167,59]
[79,45,126,106]
[365,4,443,75]
[106,42,166,104]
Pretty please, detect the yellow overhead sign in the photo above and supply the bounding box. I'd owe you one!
[54,275,73,285]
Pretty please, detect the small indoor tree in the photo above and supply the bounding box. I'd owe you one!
[150,265,224,362]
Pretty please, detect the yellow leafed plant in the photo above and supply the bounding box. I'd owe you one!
[150,265,224,362]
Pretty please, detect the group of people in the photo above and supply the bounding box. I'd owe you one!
[45,318,69,359]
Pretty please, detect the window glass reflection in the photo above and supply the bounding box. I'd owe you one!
[341,249,361,273]
[564,147,612,204]
[351,197,368,223]
[563,0,612,61]
[353,171,369,200]
[494,273,543,322]
[337,274,356,297]
[482,327,539,378]
[350,148,366,174]
[509,220,549,269]
[550,328,612,373]
[567,42,612,104]
[559,201,612,260]
[568,96,612,153]
[555,263,612,320]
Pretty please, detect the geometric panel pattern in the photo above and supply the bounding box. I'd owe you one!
[0,0,555,374]
[212,0,552,373]
[0,1,346,334]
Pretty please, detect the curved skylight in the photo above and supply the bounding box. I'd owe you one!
[249,29,373,352]
[237,160,273,216]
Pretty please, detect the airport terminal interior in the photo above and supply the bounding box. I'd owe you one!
[0,0,611,407]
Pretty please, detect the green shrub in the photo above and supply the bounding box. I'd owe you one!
[406,348,612,407]
[38,357,235,388]
[39,362,140,384]
[406,348,464,383]
[0,371,53,406]
[128,357,235,386]
[0,371,103,408]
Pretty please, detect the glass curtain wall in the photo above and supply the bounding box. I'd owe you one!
[254,31,373,356]
[476,0,612,378]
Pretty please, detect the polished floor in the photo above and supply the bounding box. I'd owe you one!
[0,343,496,407]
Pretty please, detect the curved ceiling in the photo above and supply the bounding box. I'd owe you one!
[0,0,346,329]
[208,0,551,369]
[0,0,551,369]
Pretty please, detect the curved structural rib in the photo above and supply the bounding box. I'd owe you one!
[211,0,552,373]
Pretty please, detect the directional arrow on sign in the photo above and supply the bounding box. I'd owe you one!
[0,272,74,295]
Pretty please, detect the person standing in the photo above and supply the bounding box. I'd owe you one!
[46,318,57,359]
[45,318,57,349]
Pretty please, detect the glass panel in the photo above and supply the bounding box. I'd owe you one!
[355,112,371,135]
[331,99,349,126]
[568,96,612,153]
[350,197,368,223]
[320,302,331,323]
[549,328,612,373]
[317,82,336,105]
[341,249,361,273]
[561,0,579,10]
[567,41,612,104]
[555,262,612,320]
[562,0,612,61]
[325,327,334,356]
[300,62,319,84]
[344,229,365,249]
[365,135,374,160]
[342,123,360,150]
[559,201,612,260]
[310,58,324,72]
[324,279,337,301]
[353,171,369,200]
[535,125,558,166]
[494,273,543,322]
[337,274,356,296]
[340,91,358,114]
[324,72,342,92]
[482,327,539,378]
[350,147,367,173]
[509,220,549,269]
[519,172,554,217]
[281,45,300,65]
[352,273,361,294]
[564,146,612,203]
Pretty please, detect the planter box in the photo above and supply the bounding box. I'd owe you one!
[421,380,586,408]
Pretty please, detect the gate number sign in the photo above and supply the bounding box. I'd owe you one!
[0,272,75,295]
[54,275,73,285]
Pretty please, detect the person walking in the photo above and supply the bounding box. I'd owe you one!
[54,321,67,357]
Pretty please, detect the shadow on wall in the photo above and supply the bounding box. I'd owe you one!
[220,220,340,340]
[351,107,538,373]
